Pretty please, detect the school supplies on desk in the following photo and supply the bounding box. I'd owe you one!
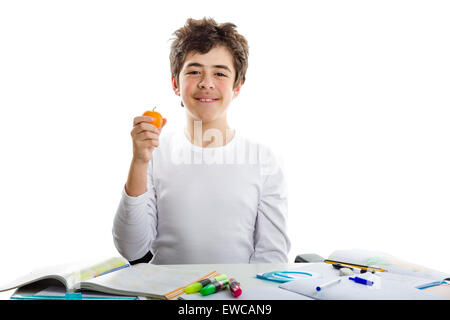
[180,285,313,300]
[184,273,242,299]
[0,257,217,300]
[278,249,450,300]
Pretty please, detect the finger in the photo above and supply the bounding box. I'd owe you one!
[130,125,158,138]
[133,122,161,135]
[136,131,159,141]
[133,116,154,126]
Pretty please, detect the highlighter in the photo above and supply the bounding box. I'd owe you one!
[184,274,228,294]
[200,278,229,296]
[228,278,242,298]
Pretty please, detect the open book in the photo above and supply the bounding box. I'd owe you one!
[0,257,217,300]
[279,249,450,300]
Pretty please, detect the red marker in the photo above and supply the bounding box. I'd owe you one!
[229,278,242,298]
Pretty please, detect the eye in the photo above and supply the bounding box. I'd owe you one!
[187,71,200,75]
[216,72,227,77]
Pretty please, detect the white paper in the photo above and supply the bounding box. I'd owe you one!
[279,273,445,300]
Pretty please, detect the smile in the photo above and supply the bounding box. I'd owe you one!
[195,98,218,103]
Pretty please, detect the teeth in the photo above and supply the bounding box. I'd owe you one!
[199,99,214,102]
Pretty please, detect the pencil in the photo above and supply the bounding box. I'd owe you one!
[324,259,386,272]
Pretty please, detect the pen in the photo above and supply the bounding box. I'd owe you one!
[316,278,341,292]
[184,274,228,294]
[325,260,386,273]
[200,278,229,296]
[349,276,374,286]
[228,278,242,298]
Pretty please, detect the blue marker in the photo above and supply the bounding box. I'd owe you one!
[349,276,374,286]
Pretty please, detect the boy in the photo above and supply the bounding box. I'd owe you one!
[112,17,290,264]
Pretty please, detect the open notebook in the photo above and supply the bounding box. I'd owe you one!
[0,257,216,300]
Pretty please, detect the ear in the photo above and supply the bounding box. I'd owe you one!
[232,80,244,99]
[171,76,180,96]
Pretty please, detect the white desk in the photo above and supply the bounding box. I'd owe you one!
[1,262,449,300]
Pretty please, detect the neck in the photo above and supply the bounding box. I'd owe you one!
[185,118,235,148]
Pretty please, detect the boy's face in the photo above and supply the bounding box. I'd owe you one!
[172,45,242,124]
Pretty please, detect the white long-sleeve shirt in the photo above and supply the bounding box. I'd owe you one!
[112,129,290,264]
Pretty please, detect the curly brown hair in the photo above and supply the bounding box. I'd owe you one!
[169,17,249,90]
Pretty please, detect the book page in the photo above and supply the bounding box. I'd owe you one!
[81,263,215,299]
[0,263,71,292]
[0,256,129,292]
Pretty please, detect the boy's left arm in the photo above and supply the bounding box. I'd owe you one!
[250,150,291,263]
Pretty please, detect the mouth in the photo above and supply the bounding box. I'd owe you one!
[195,98,219,104]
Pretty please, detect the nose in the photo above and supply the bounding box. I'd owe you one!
[198,74,215,89]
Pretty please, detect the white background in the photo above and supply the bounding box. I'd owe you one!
[1,0,449,295]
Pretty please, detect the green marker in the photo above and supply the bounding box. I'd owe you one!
[184,274,228,294]
[200,278,229,296]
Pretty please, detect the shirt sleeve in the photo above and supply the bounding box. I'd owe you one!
[250,147,291,263]
[112,159,158,262]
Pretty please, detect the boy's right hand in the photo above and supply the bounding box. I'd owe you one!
[130,116,167,164]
